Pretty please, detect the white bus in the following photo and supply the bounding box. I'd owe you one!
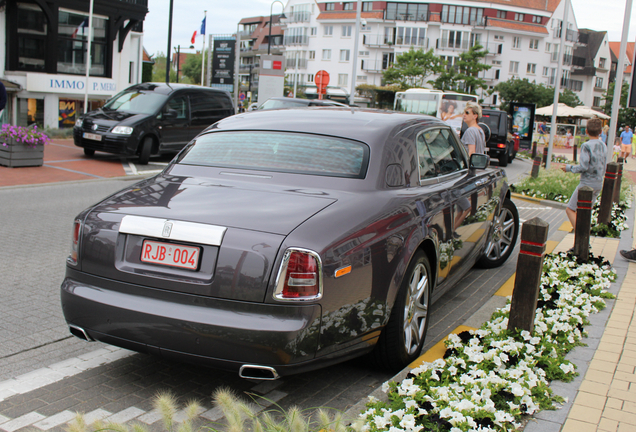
[394,89,478,132]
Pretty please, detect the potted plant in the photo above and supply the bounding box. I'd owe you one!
[0,124,50,167]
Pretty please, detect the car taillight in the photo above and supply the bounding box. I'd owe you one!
[497,143,506,149]
[68,220,81,266]
[274,248,322,301]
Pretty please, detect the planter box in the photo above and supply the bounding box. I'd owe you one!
[0,142,44,167]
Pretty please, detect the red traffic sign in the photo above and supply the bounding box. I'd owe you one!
[239,92,245,101]
[315,70,330,87]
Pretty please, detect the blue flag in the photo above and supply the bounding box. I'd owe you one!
[200,17,206,35]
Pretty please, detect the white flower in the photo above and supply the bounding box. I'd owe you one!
[381,381,390,393]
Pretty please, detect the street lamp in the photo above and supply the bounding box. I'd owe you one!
[268,0,286,55]
[173,45,195,83]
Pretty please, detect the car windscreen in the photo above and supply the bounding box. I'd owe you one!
[259,99,308,110]
[178,131,369,178]
[103,91,169,114]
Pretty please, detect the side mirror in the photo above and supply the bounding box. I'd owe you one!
[470,153,490,170]
[163,109,178,119]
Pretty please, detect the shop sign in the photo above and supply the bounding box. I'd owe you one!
[26,73,117,96]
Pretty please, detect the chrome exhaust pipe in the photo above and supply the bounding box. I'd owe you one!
[69,325,94,341]
[239,364,280,380]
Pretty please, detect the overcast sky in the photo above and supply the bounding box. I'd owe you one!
[142,0,636,58]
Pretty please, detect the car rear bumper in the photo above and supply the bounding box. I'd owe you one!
[60,268,322,372]
[73,128,137,155]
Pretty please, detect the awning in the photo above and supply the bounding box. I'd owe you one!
[1,78,22,92]
[535,103,610,119]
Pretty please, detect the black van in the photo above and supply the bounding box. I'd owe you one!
[73,83,234,164]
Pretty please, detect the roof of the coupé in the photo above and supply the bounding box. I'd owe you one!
[208,108,444,144]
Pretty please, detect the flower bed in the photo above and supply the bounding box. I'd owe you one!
[361,251,616,432]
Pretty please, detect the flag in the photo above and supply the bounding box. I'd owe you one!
[72,18,88,38]
[191,17,206,44]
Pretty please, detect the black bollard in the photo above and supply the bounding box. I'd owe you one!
[599,162,619,225]
[573,186,593,263]
[614,158,624,204]
[542,147,548,167]
[508,217,549,333]
[531,156,541,178]
[531,141,537,159]
[573,143,578,163]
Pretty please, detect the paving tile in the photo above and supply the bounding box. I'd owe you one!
[595,351,622,363]
[82,409,111,425]
[607,397,625,410]
[598,417,619,432]
[617,364,636,374]
[32,410,76,430]
[603,407,636,425]
[590,359,618,373]
[574,391,606,409]
[602,335,627,345]
[568,403,603,424]
[0,412,46,432]
[598,342,625,354]
[585,369,616,384]
[561,418,600,432]
[104,407,145,424]
[579,381,610,396]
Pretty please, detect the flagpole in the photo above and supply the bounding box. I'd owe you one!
[200,11,206,86]
[83,0,94,114]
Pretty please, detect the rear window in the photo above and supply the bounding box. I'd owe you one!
[178,131,369,178]
[480,113,501,132]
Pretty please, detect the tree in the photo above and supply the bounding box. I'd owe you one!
[431,45,490,95]
[603,81,636,129]
[181,54,205,85]
[151,52,177,83]
[382,48,444,90]
[493,78,581,111]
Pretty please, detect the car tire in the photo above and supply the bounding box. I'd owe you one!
[477,198,519,268]
[138,137,153,165]
[372,251,431,371]
[83,148,95,157]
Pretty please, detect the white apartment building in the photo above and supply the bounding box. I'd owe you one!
[245,0,608,108]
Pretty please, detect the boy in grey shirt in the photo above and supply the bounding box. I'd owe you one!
[561,118,606,229]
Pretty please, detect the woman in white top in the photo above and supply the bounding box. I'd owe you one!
[461,101,486,156]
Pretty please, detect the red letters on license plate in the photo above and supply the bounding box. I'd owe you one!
[140,240,201,271]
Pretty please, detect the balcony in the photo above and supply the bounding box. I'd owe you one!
[363,34,395,48]
[287,11,311,23]
[260,43,286,53]
[283,35,309,46]
[484,42,503,56]
[239,63,259,72]
[361,59,387,73]
[553,27,579,43]
[285,58,308,69]
[438,38,470,51]
[394,38,429,49]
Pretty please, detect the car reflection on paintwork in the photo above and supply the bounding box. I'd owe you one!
[60,108,519,379]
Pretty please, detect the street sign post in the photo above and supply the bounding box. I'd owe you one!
[315,70,330,100]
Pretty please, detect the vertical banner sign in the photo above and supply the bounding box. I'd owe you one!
[211,39,235,85]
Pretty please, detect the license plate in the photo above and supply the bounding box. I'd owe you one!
[83,132,102,141]
[140,240,201,271]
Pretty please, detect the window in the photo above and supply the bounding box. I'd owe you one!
[342,25,352,37]
[324,25,333,36]
[357,75,367,82]
[440,56,457,70]
[441,5,484,25]
[529,39,539,50]
[309,50,315,59]
[532,15,542,23]
[470,33,481,48]
[596,77,604,88]
[494,35,504,40]
[338,73,348,86]
[418,128,467,179]
[545,42,551,52]
[362,2,373,12]
[340,49,350,61]
[386,3,429,21]
[513,37,521,49]
[382,52,394,69]
[509,61,519,74]
[492,60,501,65]
[599,57,606,68]
[325,3,335,11]
[189,93,228,126]
[58,10,107,76]
[593,96,602,107]
[322,49,331,60]
[514,13,524,21]
[17,3,47,72]
[359,51,370,56]
[310,27,317,36]
[307,74,314,82]
[495,69,500,79]
[396,27,426,46]
[284,27,309,45]
[343,2,354,10]
[441,30,470,49]
[384,27,396,44]
[527,63,536,74]
[542,67,549,76]
[496,10,506,19]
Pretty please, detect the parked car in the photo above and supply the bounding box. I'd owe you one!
[61,108,518,379]
[257,97,349,110]
[477,109,518,167]
[73,83,234,164]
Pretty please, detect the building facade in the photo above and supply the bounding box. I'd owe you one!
[239,0,608,108]
[1,0,148,128]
